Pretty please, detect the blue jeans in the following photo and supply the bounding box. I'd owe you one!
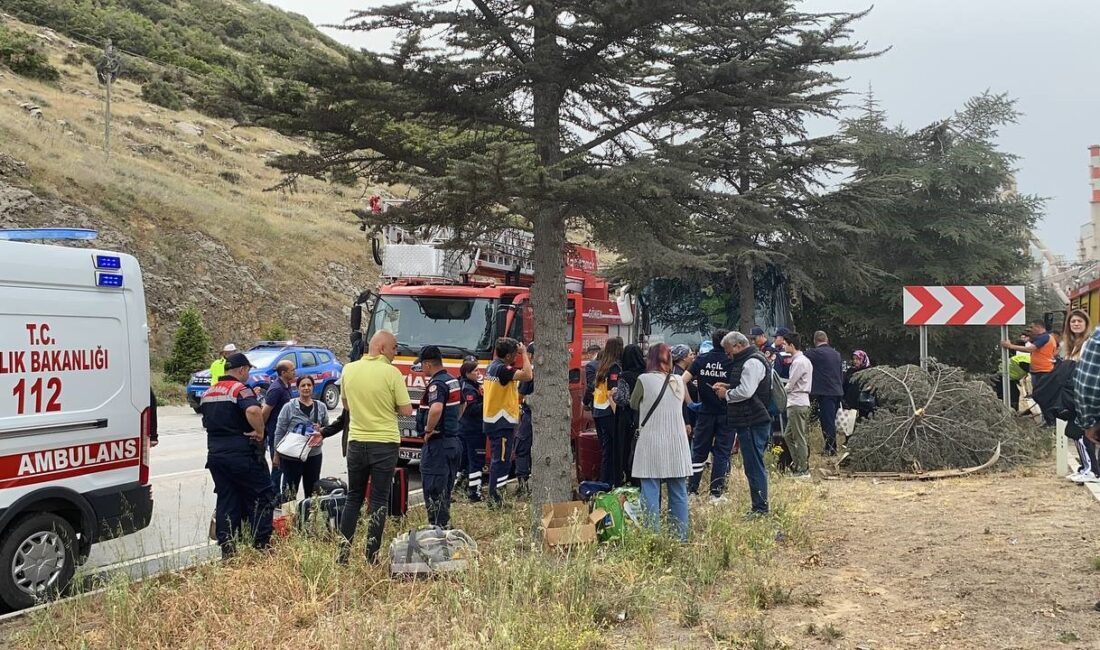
[735,422,771,514]
[688,411,736,496]
[639,477,689,541]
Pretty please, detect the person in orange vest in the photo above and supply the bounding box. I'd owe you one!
[1001,320,1058,427]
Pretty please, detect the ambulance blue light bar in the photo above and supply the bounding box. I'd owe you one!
[96,272,124,288]
[94,254,122,270]
[0,228,98,241]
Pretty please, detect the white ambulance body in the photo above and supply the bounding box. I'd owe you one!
[0,238,153,610]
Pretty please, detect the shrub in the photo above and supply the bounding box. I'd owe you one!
[164,305,211,383]
[0,26,61,82]
[260,322,290,341]
[141,79,185,110]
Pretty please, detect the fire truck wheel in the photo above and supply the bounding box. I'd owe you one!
[0,512,78,610]
[322,383,340,410]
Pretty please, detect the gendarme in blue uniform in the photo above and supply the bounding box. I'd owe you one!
[200,373,275,557]
[420,365,463,527]
[202,377,262,457]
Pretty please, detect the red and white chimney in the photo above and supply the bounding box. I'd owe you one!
[1090,144,1100,203]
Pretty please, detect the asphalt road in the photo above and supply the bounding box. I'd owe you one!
[85,405,423,572]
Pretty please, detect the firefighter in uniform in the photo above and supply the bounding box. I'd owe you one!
[514,343,535,498]
[483,337,533,507]
[458,359,485,502]
[416,346,463,528]
[200,352,276,558]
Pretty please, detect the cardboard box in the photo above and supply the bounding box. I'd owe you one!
[541,501,606,548]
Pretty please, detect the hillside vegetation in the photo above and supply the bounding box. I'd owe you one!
[0,0,342,119]
[0,12,379,362]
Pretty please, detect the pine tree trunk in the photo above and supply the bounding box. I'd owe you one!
[737,260,756,335]
[528,0,572,520]
[529,209,573,507]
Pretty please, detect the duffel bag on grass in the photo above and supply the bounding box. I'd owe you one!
[389,526,476,577]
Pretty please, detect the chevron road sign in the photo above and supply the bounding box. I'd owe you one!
[903,285,1026,326]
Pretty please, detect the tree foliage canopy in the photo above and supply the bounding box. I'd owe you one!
[796,92,1043,371]
[235,0,872,502]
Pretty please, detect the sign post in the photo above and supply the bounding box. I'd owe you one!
[903,285,1026,404]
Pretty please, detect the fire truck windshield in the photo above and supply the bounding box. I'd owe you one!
[369,295,497,358]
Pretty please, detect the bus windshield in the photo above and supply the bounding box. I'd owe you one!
[368,295,498,358]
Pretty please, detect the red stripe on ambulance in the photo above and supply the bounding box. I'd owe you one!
[0,437,140,489]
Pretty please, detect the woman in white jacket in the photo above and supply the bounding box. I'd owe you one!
[629,343,693,541]
[273,376,329,500]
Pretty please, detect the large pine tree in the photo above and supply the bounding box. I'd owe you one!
[238,0,870,508]
[798,92,1042,370]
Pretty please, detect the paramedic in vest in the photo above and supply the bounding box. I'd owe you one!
[200,352,275,559]
[803,331,844,455]
[483,337,533,507]
[713,331,773,516]
[209,343,237,384]
[680,329,736,500]
[416,345,463,528]
[262,359,296,494]
[1002,320,1059,426]
[338,331,412,564]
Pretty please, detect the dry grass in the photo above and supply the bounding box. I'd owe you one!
[7,476,821,649]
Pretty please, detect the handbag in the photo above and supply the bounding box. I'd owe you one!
[276,423,312,461]
[639,372,673,429]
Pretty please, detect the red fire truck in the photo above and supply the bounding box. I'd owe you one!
[352,225,637,474]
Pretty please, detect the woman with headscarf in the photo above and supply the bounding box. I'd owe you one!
[843,350,874,419]
[613,344,647,486]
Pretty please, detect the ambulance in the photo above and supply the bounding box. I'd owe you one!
[0,230,153,610]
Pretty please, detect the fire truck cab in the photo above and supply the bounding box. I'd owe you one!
[0,232,153,610]
[356,226,636,467]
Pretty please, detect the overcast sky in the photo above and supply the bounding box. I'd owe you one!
[269,0,1100,258]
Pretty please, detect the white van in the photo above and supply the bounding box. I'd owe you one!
[0,235,153,610]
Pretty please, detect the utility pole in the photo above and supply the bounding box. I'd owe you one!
[96,39,120,159]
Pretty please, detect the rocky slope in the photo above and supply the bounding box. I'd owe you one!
[0,16,380,361]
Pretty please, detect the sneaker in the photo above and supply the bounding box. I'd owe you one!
[1067,470,1088,481]
[789,471,812,481]
[708,494,729,505]
[1075,474,1100,484]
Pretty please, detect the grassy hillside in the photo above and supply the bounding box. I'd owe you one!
[0,0,342,118]
[0,13,379,364]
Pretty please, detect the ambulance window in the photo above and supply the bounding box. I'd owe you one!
[298,352,318,369]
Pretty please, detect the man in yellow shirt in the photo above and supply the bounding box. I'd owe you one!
[338,330,413,564]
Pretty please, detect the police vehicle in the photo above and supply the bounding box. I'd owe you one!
[185,342,343,412]
[0,229,153,610]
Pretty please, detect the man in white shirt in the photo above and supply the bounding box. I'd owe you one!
[783,332,813,478]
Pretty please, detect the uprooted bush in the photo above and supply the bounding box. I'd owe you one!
[844,361,1049,473]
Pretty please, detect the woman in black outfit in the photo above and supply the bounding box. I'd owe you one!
[613,344,647,486]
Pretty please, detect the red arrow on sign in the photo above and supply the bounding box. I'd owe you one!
[907,286,942,325]
[989,285,1025,325]
[946,285,981,325]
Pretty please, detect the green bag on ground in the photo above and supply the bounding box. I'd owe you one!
[593,487,642,542]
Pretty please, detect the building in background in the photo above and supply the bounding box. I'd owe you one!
[1078,145,1100,263]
